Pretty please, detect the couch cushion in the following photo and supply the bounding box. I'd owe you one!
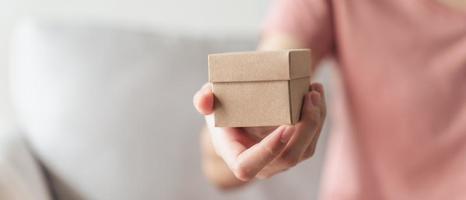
[10,20,326,200]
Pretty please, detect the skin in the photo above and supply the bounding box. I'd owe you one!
[193,0,466,191]
[193,33,327,189]
[436,0,466,10]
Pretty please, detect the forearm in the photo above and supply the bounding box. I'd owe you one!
[201,126,248,189]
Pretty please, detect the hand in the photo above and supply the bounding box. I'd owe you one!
[193,82,326,181]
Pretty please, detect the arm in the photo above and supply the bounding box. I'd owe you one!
[198,34,326,190]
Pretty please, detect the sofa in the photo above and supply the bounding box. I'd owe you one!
[0,20,330,200]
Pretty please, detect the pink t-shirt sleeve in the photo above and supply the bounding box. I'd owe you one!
[262,0,334,58]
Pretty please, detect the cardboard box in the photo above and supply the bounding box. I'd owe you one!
[208,49,311,127]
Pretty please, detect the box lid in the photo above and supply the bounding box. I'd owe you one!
[208,49,310,83]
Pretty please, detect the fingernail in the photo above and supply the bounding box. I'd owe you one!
[310,92,321,107]
[280,126,294,144]
[311,83,323,93]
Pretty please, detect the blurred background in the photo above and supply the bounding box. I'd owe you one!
[0,0,269,131]
[0,0,331,199]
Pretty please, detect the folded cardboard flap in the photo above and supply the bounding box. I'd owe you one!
[208,49,310,83]
[208,49,311,127]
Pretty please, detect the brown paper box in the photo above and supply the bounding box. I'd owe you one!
[208,49,311,127]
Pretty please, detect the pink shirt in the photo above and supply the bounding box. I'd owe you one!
[264,0,466,199]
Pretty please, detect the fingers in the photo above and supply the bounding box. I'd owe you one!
[231,126,294,181]
[280,88,322,161]
[310,83,326,119]
[256,83,327,179]
[205,113,294,181]
[301,130,320,159]
[243,126,277,141]
[193,83,214,115]
[207,124,294,181]
[310,82,324,94]
[301,83,326,159]
[203,82,326,181]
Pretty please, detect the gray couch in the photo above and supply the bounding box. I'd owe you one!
[0,20,329,200]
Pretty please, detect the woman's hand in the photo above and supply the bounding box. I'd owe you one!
[194,82,326,181]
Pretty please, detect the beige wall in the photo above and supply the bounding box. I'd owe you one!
[0,0,271,130]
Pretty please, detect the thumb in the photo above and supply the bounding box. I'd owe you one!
[193,83,214,115]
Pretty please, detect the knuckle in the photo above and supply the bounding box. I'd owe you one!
[280,155,299,167]
[303,146,317,159]
[232,162,253,181]
[303,149,315,159]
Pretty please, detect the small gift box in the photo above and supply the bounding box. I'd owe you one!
[208,49,311,127]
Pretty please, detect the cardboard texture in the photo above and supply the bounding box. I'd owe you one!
[208,49,311,127]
